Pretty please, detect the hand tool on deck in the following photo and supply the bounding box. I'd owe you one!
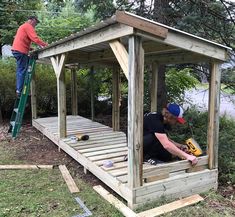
[76,133,89,141]
[185,138,203,156]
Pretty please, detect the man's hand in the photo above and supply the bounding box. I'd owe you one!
[180,145,191,154]
[187,155,198,166]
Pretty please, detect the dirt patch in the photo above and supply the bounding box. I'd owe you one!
[0,122,101,186]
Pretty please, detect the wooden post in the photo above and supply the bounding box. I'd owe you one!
[150,62,158,112]
[31,69,37,119]
[71,68,78,115]
[112,67,120,131]
[127,35,144,192]
[90,66,95,121]
[51,54,67,138]
[207,62,221,170]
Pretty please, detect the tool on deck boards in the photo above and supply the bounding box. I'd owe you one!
[8,55,37,139]
[76,133,89,141]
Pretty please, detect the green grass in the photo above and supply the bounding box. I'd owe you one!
[0,141,123,217]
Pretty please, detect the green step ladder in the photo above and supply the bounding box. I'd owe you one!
[8,57,36,139]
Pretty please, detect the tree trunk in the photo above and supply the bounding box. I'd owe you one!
[152,0,170,110]
[157,65,167,111]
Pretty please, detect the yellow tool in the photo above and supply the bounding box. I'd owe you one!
[185,138,202,156]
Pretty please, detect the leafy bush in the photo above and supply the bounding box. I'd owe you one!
[166,68,199,104]
[0,58,16,117]
[169,107,235,185]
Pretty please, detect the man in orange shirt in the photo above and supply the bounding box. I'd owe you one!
[12,16,48,97]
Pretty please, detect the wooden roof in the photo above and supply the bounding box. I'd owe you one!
[37,11,231,65]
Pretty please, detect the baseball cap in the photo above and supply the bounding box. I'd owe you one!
[167,103,186,124]
[28,16,40,24]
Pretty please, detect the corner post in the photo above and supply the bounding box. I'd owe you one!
[71,67,78,115]
[112,66,120,131]
[51,53,67,138]
[207,62,221,170]
[90,66,95,121]
[150,62,158,112]
[31,68,37,119]
[127,35,144,190]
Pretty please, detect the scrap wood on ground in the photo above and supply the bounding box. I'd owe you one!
[93,185,204,217]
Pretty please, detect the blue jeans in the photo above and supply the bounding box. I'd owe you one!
[12,51,29,93]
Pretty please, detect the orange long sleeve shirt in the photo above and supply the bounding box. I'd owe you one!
[12,22,47,54]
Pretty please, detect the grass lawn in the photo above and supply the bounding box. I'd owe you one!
[0,140,123,217]
[0,126,234,217]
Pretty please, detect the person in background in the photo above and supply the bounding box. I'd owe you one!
[11,16,48,98]
[143,103,198,165]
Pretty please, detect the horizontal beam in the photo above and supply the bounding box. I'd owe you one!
[136,30,227,61]
[116,11,168,39]
[38,23,134,59]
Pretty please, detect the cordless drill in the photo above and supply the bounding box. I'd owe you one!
[185,138,203,156]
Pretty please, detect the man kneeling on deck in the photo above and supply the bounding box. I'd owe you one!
[125,103,198,166]
[143,103,198,166]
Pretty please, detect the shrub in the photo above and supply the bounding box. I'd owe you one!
[169,107,235,185]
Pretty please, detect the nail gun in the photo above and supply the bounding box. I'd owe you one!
[185,138,202,156]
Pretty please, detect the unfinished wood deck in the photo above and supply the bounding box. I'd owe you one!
[33,115,218,208]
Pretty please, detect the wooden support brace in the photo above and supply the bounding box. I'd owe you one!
[51,54,68,138]
[59,165,80,193]
[109,40,129,79]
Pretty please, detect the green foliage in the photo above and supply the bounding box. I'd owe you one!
[0,58,17,115]
[0,0,43,46]
[169,107,235,185]
[218,115,235,184]
[166,68,199,104]
[37,1,93,44]
[221,67,235,94]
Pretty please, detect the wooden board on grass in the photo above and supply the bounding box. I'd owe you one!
[0,165,53,169]
[59,165,80,193]
[93,185,137,217]
[137,194,204,217]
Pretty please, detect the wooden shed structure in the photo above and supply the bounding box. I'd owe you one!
[32,11,231,208]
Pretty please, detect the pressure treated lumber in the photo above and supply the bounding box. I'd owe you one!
[112,67,120,131]
[127,35,144,189]
[116,11,168,39]
[93,185,137,217]
[71,68,78,115]
[137,194,204,217]
[59,165,80,193]
[150,62,158,112]
[207,62,221,170]
[0,165,53,169]
[30,71,37,119]
[51,53,67,138]
[109,40,129,79]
